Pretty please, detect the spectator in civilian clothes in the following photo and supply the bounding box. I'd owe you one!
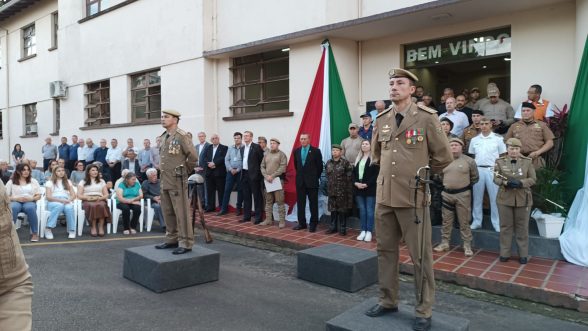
[58,137,70,166]
[138,139,154,181]
[455,94,474,124]
[77,164,111,237]
[84,138,98,165]
[93,139,108,166]
[422,93,435,109]
[106,138,123,183]
[28,160,44,186]
[44,160,58,183]
[76,138,86,164]
[151,136,161,170]
[142,168,165,232]
[359,112,374,141]
[293,133,323,232]
[122,149,140,177]
[218,132,244,216]
[67,135,80,172]
[437,88,455,115]
[239,131,265,224]
[439,97,469,137]
[44,166,76,240]
[12,144,25,166]
[440,118,459,139]
[70,160,86,186]
[203,134,228,212]
[258,136,269,155]
[0,159,12,184]
[42,137,58,171]
[57,159,70,178]
[6,163,42,242]
[195,132,211,209]
[115,172,143,235]
[353,140,379,242]
[466,87,481,109]
[121,138,135,158]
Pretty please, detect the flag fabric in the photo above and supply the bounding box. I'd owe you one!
[562,35,588,198]
[284,40,352,214]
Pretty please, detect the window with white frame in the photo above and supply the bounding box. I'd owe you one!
[130,69,161,122]
[84,80,110,127]
[230,49,289,115]
[86,0,111,16]
[22,24,36,57]
[23,103,37,136]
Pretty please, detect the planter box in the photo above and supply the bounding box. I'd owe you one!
[536,214,565,238]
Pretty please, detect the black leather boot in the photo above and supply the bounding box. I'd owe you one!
[339,212,347,236]
[326,212,338,234]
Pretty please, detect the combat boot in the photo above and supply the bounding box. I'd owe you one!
[433,240,450,252]
[260,216,273,226]
[339,212,347,236]
[463,242,473,257]
[278,220,286,229]
[326,212,338,234]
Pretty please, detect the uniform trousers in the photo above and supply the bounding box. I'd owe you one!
[265,186,285,222]
[0,273,32,331]
[375,204,434,318]
[441,191,472,244]
[498,205,530,258]
[161,182,194,249]
[472,167,500,231]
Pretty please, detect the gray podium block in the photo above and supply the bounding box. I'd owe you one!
[297,244,377,292]
[326,298,470,331]
[123,245,220,293]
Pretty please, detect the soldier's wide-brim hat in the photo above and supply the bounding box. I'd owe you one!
[348,123,359,129]
[388,68,419,82]
[162,109,181,118]
[270,137,280,144]
[449,137,464,146]
[506,138,522,147]
[331,144,343,150]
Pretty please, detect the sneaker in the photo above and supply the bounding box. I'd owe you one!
[68,231,76,239]
[30,234,39,242]
[356,231,366,241]
[45,229,54,240]
[364,231,372,242]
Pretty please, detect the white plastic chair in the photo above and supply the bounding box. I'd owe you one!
[77,198,112,236]
[111,196,144,234]
[145,199,155,232]
[39,198,78,239]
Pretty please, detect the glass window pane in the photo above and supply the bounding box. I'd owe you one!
[244,65,259,82]
[88,3,99,15]
[133,106,146,119]
[264,60,288,79]
[132,74,146,88]
[265,80,288,100]
[148,71,160,85]
[133,90,147,104]
[244,85,260,104]
[263,101,288,112]
[148,95,161,115]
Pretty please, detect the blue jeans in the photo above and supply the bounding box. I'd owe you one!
[11,201,38,234]
[355,195,375,232]
[46,201,76,233]
[220,171,243,213]
[152,203,166,228]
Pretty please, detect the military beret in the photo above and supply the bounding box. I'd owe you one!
[449,137,464,146]
[388,68,419,82]
[521,102,536,110]
[506,138,522,147]
[331,144,343,150]
[162,109,181,117]
[348,123,359,129]
[270,137,280,144]
[472,109,484,116]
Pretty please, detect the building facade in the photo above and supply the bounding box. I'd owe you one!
[0,0,587,162]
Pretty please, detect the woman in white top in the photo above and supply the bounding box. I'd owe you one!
[6,163,41,242]
[77,164,111,237]
[45,166,77,240]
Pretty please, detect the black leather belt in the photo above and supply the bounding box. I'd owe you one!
[443,186,471,194]
[478,165,492,168]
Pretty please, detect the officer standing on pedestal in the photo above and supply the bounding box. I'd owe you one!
[155,110,198,255]
[365,68,452,331]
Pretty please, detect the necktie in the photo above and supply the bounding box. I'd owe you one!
[395,113,403,128]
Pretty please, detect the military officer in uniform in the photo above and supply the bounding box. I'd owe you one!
[155,110,198,255]
[494,138,536,264]
[433,138,479,256]
[461,109,483,156]
[365,68,452,331]
[504,102,554,169]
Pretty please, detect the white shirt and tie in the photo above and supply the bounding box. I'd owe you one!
[242,143,251,170]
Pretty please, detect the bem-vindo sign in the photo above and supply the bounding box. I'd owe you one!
[404,27,511,68]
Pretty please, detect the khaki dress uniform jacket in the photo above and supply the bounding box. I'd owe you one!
[461,124,481,155]
[504,120,555,169]
[159,128,198,249]
[260,150,288,223]
[0,181,33,331]
[372,102,452,318]
[493,156,536,258]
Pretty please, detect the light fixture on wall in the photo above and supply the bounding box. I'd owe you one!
[434,61,439,64]
[482,65,487,69]
[281,48,290,52]
[504,57,511,61]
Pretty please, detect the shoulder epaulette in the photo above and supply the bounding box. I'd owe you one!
[176,128,188,136]
[417,104,437,114]
[377,106,392,118]
[520,155,532,160]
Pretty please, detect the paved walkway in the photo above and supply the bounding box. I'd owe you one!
[203,212,588,313]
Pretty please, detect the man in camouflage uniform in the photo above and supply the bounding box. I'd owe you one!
[155,109,198,255]
[260,138,288,228]
[325,144,354,235]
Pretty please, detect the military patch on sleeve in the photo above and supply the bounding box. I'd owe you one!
[436,126,443,134]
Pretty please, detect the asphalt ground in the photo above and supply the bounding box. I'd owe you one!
[17,225,588,331]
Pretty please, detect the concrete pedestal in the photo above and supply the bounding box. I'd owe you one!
[123,245,220,293]
[326,298,470,331]
[297,244,377,292]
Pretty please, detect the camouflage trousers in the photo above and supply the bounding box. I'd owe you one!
[265,189,285,223]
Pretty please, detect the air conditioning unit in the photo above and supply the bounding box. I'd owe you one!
[50,81,67,99]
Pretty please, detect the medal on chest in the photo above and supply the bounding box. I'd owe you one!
[168,139,181,155]
[405,128,424,145]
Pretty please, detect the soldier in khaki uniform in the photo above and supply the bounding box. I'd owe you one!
[434,138,479,256]
[493,138,536,264]
[365,68,452,331]
[0,180,33,331]
[260,138,288,228]
[155,110,198,255]
[504,102,554,169]
[461,109,483,155]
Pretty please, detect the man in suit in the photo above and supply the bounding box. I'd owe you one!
[293,133,323,232]
[202,134,228,212]
[194,132,211,209]
[239,131,265,224]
